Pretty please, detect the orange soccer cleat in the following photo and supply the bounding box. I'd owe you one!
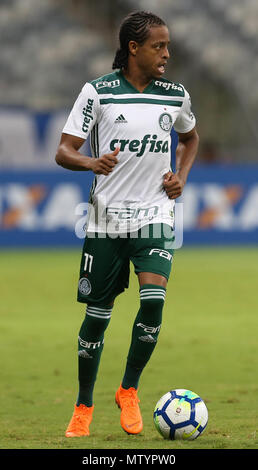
[115,385,143,435]
[65,404,94,437]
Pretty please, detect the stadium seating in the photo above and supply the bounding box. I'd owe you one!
[1,0,257,109]
[128,0,258,107]
[0,0,257,163]
[0,0,113,109]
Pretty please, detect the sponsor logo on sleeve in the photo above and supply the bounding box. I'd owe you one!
[82,98,94,133]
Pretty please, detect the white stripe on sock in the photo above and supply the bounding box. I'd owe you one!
[140,290,166,295]
[140,295,166,300]
[140,289,166,294]
[86,306,112,319]
[140,291,166,299]
[86,312,111,319]
[87,306,112,312]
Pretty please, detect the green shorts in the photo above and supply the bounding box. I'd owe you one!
[77,223,174,306]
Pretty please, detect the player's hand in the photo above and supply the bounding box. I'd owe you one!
[163,171,185,199]
[90,147,120,175]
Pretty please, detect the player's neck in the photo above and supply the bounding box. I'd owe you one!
[122,67,153,93]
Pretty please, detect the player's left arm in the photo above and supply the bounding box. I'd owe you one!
[163,127,199,199]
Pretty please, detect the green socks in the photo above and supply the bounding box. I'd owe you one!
[76,284,166,406]
[77,305,112,407]
[122,284,166,389]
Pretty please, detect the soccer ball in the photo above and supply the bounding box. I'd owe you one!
[153,389,208,440]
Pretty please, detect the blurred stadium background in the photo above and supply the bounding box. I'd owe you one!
[0,0,258,246]
[1,1,258,451]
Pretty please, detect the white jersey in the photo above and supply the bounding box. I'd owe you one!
[63,70,196,233]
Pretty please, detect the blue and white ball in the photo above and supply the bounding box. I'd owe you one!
[153,389,208,440]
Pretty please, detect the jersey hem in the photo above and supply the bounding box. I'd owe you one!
[85,218,174,235]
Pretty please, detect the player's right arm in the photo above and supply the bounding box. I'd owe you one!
[55,81,119,175]
[56,133,119,175]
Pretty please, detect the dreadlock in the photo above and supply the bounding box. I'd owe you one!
[112,11,166,70]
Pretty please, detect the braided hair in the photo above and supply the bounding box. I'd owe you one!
[112,11,166,70]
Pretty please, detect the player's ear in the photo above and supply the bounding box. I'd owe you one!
[128,40,138,56]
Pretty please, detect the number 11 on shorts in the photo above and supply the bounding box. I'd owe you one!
[84,253,93,272]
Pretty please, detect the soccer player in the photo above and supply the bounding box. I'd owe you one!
[56,10,199,437]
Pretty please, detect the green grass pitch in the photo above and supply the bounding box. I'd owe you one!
[1,246,258,449]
